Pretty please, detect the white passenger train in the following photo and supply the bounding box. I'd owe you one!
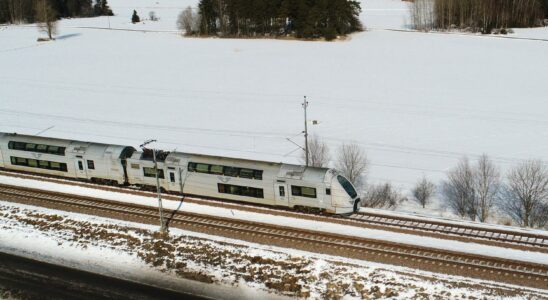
[0,133,360,214]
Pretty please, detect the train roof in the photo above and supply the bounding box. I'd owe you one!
[0,132,333,179]
[164,151,332,180]
[0,132,135,158]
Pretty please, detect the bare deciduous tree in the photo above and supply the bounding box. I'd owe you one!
[362,182,405,209]
[35,0,57,40]
[442,157,475,219]
[301,134,330,168]
[410,0,435,31]
[177,6,200,36]
[335,143,368,188]
[499,160,548,228]
[149,11,158,21]
[412,176,436,208]
[474,154,500,222]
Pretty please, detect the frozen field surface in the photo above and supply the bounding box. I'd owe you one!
[1,0,547,192]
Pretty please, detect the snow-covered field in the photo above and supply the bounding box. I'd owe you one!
[1,1,547,202]
[1,200,546,299]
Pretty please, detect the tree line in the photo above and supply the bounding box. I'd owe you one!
[0,0,113,24]
[411,0,548,33]
[178,0,362,40]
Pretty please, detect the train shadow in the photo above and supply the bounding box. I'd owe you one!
[165,196,185,230]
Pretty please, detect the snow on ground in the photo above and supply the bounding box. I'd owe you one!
[0,0,547,215]
[1,200,546,299]
[2,174,547,265]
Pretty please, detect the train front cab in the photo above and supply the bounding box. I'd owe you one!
[329,172,360,214]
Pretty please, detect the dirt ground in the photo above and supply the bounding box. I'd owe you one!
[1,203,546,300]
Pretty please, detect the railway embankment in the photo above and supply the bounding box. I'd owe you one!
[1,200,546,299]
[0,180,547,290]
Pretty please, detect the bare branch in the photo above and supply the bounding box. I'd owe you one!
[177,6,200,36]
[35,0,57,40]
[335,143,368,189]
[412,176,436,208]
[441,157,475,219]
[499,160,548,228]
[301,134,330,168]
[362,182,406,209]
[474,154,500,222]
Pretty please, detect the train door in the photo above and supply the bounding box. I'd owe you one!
[166,167,179,193]
[274,182,289,207]
[75,157,87,179]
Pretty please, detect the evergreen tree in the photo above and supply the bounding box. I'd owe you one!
[131,9,140,23]
[101,0,113,16]
[194,0,361,39]
[198,0,217,35]
[93,0,112,16]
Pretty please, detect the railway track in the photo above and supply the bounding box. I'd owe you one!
[0,183,547,289]
[1,169,547,253]
[351,211,548,249]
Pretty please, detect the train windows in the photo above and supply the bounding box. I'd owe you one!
[279,186,285,197]
[223,167,239,177]
[8,142,25,150]
[326,188,331,195]
[87,160,95,170]
[36,144,48,152]
[27,159,38,168]
[218,183,264,198]
[131,163,140,169]
[196,163,209,174]
[78,161,84,170]
[210,165,224,175]
[143,167,165,179]
[291,186,317,198]
[239,168,254,179]
[187,162,263,181]
[8,141,65,156]
[337,175,357,199]
[10,156,67,172]
[48,146,60,155]
[301,187,317,198]
[169,172,175,183]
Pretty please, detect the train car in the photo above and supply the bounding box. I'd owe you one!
[0,132,360,214]
[126,149,361,214]
[0,133,135,184]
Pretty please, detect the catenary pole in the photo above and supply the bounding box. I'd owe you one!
[140,139,166,233]
[152,148,166,233]
[303,96,309,167]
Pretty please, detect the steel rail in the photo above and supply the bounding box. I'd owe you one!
[0,169,547,252]
[351,211,548,248]
[0,183,546,289]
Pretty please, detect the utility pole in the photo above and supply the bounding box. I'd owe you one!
[303,96,309,167]
[140,139,167,234]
